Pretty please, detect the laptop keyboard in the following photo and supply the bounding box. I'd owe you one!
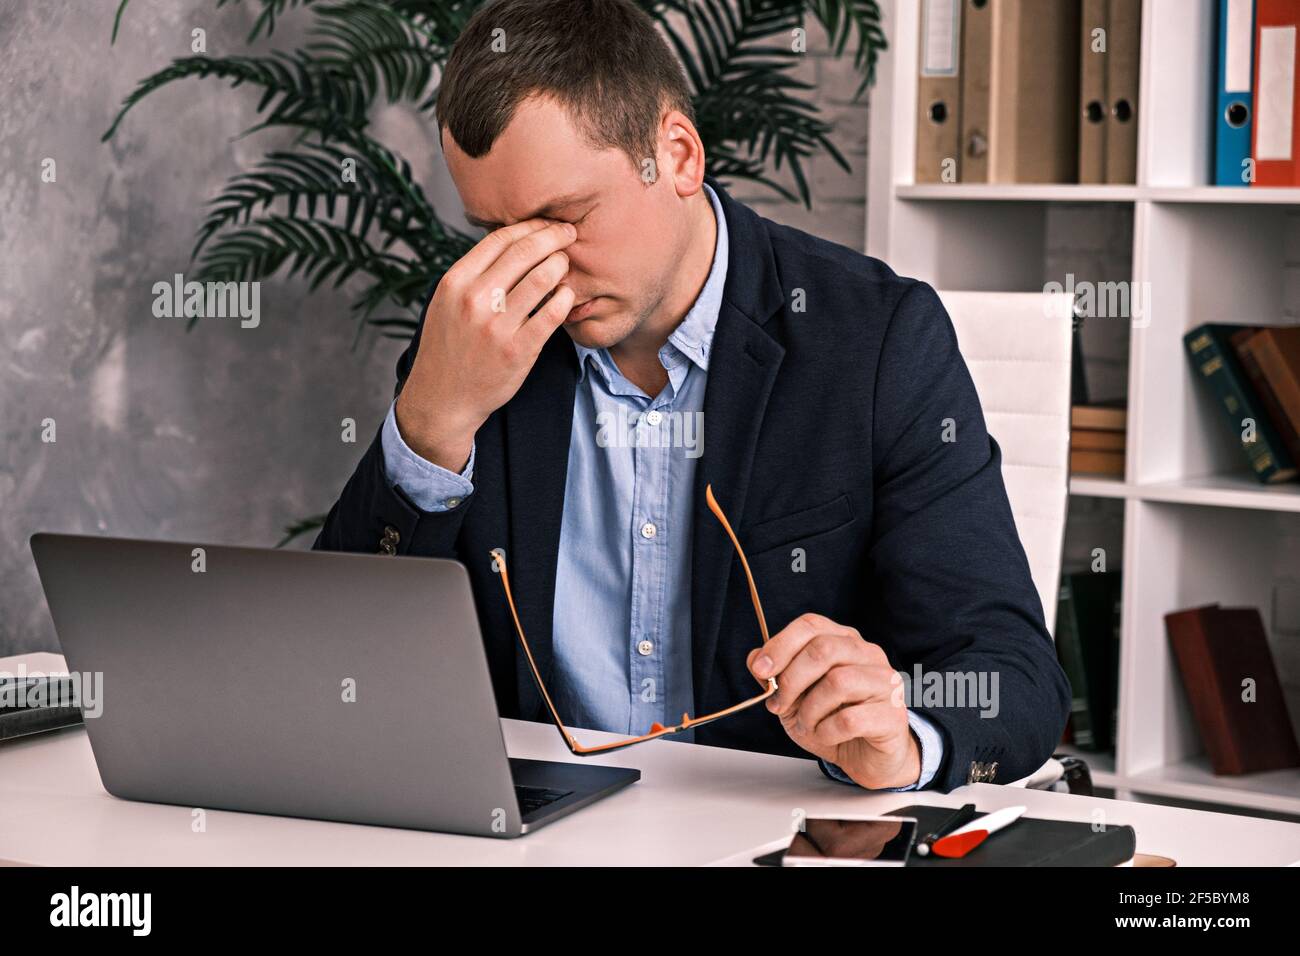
[515,785,573,816]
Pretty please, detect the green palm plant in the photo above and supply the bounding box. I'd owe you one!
[105,0,885,542]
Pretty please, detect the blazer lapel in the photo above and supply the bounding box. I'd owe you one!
[505,331,578,721]
[691,178,787,707]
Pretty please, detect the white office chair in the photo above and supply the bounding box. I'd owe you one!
[936,290,1075,789]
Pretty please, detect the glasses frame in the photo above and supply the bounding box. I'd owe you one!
[491,483,777,756]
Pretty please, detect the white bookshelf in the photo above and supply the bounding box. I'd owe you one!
[868,0,1300,815]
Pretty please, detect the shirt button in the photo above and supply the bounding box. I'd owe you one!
[640,521,657,539]
[445,497,462,508]
[637,639,654,656]
[645,410,663,426]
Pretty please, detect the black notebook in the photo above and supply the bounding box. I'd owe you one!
[755,804,1136,867]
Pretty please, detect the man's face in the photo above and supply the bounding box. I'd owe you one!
[441,94,691,351]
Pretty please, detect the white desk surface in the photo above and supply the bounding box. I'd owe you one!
[3,653,1299,866]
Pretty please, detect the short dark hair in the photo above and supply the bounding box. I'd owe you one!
[435,0,696,167]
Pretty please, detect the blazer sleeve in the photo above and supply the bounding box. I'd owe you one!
[312,283,471,559]
[867,281,1072,792]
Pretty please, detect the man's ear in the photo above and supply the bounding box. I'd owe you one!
[658,109,707,197]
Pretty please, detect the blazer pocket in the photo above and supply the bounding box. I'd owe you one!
[743,493,855,556]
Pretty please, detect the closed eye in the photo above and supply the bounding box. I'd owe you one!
[468,206,591,232]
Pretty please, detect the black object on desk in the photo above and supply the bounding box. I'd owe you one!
[0,675,84,741]
[755,804,1136,867]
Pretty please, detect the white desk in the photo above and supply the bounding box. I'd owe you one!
[3,653,1298,866]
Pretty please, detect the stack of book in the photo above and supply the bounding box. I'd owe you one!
[915,0,1141,185]
[1183,323,1300,484]
[1070,402,1126,477]
[1165,604,1300,775]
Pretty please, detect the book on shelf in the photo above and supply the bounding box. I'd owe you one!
[1103,0,1142,184]
[1070,400,1127,475]
[1071,400,1127,431]
[1071,429,1126,451]
[1251,0,1300,186]
[1215,0,1255,186]
[1231,326,1300,467]
[1069,449,1124,476]
[1077,0,1108,184]
[915,0,1300,189]
[918,0,1126,185]
[1164,604,1300,775]
[1184,323,1297,483]
[1054,577,1094,748]
[1216,0,1300,187]
[1055,570,1122,753]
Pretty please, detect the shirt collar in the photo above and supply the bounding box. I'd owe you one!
[574,180,728,387]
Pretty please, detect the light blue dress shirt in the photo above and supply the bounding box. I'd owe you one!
[380,182,942,789]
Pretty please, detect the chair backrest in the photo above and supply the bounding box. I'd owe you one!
[935,290,1073,634]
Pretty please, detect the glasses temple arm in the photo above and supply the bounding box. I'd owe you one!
[490,550,581,750]
[705,484,770,645]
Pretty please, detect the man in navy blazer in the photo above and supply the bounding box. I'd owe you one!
[315,0,1070,793]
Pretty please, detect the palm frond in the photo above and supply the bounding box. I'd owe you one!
[111,0,130,45]
[351,263,448,318]
[805,0,886,94]
[191,138,451,262]
[651,0,845,205]
[307,2,446,106]
[234,0,322,40]
[102,51,368,143]
[194,215,404,291]
[372,0,487,59]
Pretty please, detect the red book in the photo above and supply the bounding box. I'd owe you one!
[1231,327,1300,467]
[1253,0,1300,186]
[1164,604,1300,775]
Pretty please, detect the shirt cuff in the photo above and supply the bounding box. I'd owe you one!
[819,710,945,790]
[381,400,475,512]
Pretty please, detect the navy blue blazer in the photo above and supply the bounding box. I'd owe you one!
[314,175,1072,792]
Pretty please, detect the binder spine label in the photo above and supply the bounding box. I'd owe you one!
[921,0,961,76]
[1257,25,1296,160]
[1225,0,1253,92]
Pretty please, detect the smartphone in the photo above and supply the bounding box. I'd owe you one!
[778,815,918,867]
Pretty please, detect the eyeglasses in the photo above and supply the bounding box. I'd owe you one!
[491,484,778,756]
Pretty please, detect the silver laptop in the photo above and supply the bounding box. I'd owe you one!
[29,533,639,837]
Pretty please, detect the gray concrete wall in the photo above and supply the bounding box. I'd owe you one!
[0,1,415,653]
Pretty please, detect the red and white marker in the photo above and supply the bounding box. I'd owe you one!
[930,805,1027,859]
